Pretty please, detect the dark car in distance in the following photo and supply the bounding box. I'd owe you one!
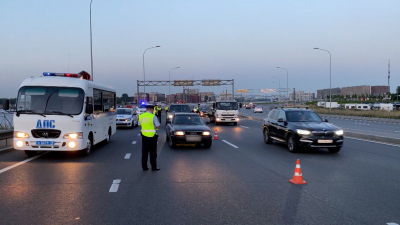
[262,108,344,153]
[166,104,192,125]
[166,113,212,148]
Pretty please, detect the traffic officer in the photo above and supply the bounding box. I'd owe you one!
[156,105,162,123]
[138,105,160,171]
[195,104,201,114]
[164,105,168,114]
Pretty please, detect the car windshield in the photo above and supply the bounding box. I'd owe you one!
[169,105,191,112]
[16,86,84,115]
[117,109,131,115]
[286,111,322,122]
[173,115,204,125]
[216,102,238,110]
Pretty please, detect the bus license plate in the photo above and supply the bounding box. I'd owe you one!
[318,140,333,143]
[36,141,54,146]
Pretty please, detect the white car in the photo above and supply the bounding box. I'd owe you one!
[253,106,263,113]
[136,104,147,115]
[116,108,138,128]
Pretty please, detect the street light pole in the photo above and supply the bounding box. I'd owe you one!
[277,67,289,105]
[168,67,180,104]
[314,48,332,113]
[273,76,281,102]
[142,46,160,101]
[90,0,94,80]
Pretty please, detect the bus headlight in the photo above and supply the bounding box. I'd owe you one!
[68,141,76,148]
[175,131,185,136]
[63,132,83,139]
[14,132,29,138]
[202,131,211,136]
[16,141,24,147]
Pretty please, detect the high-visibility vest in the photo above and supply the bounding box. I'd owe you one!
[156,107,161,112]
[153,108,156,115]
[165,106,168,110]
[139,112,156,137]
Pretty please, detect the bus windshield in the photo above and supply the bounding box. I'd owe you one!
[216,102,238,110]
[16,86,85,115]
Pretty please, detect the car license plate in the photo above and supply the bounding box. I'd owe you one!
[36,141,54,146]
[186,136,201,142]
[116,121,122,124]
[318,140,333,143]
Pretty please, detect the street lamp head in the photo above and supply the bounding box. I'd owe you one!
[177,67,180,68]
[156,46,160,47]
[314,48,319,49]
[277,67,280,68]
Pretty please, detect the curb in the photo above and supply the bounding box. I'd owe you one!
[319,114,400,124]
[344,131,400,145]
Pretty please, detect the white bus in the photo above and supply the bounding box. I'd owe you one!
[13,71,116,156]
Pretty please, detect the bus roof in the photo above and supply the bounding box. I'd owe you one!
[19,76,115,93]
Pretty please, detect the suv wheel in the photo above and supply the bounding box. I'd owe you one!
[263,128,272,144]
[287,133,298,153]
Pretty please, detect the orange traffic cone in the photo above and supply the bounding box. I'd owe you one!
[289,159,307,184]
[213,129,219,140]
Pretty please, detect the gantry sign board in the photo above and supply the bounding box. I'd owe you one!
[173,80,194,86]
[172,79,223,86]
[237,89,249,93]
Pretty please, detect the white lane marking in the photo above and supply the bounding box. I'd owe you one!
[109,179,121,192]
[0,152,48,174]
[240,125,249,129]
[0,147,13,152]
[387,223,399,225]
[132,141,137,144]
[124,153,131,159]
[222,140,239,148]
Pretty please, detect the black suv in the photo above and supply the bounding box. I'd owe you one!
[166,104,192,125]
[262,108,344,153]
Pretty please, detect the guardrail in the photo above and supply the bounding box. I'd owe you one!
[0,130,13,150]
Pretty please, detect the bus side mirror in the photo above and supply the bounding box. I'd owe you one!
[239,103,242,108]
[86,104,93,114]
[2,100,9,111]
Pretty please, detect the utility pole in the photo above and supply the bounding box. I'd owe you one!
[388,59,390,94]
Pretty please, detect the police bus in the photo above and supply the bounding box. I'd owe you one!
[13,71,116,156]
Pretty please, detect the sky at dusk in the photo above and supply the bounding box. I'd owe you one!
[1,0,399,98]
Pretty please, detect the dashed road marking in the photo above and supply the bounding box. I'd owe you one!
[109,179,121,192]
[222,140,239,148]
[124,153,131,159]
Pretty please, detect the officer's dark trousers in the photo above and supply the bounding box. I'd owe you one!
[157,112,161,123]
[141,135,158,169]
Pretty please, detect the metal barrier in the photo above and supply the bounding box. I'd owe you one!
[0,130,13,150]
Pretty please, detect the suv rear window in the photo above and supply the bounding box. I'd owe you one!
[169,105,191,112]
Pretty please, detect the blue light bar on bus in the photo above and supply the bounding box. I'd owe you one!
[43,72,80,78]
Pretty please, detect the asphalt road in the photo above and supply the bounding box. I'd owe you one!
[0,113,399,224]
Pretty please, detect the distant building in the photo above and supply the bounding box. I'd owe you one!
[290,91,315,101]
[316,88,341,99]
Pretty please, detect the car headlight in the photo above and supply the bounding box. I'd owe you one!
[296,129,311,135]
[125,118,131,121]
[63,132,83,139]
[202,131,211,135]
[14,131,29,138]
[168,114,174,119]
[175,131,185,136]
[200,112,203,116]
[335,130,344,135]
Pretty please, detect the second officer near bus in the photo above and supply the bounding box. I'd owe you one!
[138,105,160,171]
